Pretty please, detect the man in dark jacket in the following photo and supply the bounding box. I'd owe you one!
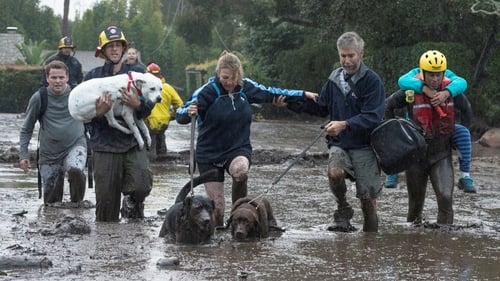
[41,37,83,89]
[286,32,386,232]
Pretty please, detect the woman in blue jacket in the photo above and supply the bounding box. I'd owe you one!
[176,51,316,226]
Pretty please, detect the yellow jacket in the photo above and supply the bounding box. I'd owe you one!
[146,82,184,131]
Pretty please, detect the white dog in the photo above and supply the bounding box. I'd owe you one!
[68,71,162,150]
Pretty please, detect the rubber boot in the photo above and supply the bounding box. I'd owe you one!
[68,168,86,203]
[231,176,248,204]
[120,195,144,219]
[361,198,378,232]
[134,200,145,219]
[327,175,355,232]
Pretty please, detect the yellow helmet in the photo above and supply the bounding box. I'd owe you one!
[419,50,447,77]
[94,25,128,58]
[58,36,75,49]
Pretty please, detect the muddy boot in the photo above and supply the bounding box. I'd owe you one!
[120,195,143,219]
[134,201,145,219]
[68,168,86,203]
[327,175,356,232]
[327,206,355,232]
[231,176,248,204]
[361,198,378,232]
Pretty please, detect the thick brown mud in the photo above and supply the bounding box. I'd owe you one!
[0,113,499,280]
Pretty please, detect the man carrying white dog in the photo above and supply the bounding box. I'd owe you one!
[84,25,154,222]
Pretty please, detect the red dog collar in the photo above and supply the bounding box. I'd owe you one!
[127,71,143,97]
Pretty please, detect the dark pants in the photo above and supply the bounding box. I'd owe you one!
[148,129,167,161]
[406,138,454,224]
[93,147,153,222]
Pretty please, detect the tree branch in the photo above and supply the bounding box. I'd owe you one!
[272,17,316,28]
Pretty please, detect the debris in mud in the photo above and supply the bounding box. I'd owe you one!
[156,257,179,267]
[40,216,91,236]
[237,266,252,279]
[0,256,52,270]
[44,200,95,209]
[12,210,28,216]
[421,221,483,231]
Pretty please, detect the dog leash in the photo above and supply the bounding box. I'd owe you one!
[270,122,327,187]
[126,71,143,97]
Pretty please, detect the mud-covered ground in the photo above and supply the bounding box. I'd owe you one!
[0,114,499,281]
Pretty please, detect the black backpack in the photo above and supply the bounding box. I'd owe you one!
[36,87,48,198]
[38,87,48,126]
[370,118,427,175]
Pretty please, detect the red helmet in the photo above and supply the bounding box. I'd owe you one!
[147,63,161,74]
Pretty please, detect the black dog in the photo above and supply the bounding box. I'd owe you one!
[159,171,219,244]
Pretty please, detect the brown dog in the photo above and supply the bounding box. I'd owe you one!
[228,195,279,240]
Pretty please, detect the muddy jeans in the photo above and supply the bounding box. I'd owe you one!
[93,147,153,222]
[40,145,87,204]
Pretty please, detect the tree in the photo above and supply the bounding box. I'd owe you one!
[0,0,60,44]
[15,39,55,65]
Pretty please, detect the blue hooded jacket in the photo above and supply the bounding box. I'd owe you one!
[177,76,305,164]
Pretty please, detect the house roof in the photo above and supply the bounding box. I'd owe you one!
[73,50,103,73]
[0,29,103,73]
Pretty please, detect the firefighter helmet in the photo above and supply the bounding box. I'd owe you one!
[419,50,447,77]
[58,36,75,49]
[147,63,161,74]
[94,25,128,58]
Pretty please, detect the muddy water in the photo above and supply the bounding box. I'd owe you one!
[0,114,499,281]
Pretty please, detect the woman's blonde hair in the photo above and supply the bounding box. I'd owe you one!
[216,50,244,86]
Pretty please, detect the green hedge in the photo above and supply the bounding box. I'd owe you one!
[0,66,42,113]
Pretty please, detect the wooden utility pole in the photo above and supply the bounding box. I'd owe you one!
[62,0,70,36]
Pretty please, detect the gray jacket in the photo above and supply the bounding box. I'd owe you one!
[19,84,87,164]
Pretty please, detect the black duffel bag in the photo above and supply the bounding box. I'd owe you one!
[370,118,427,174]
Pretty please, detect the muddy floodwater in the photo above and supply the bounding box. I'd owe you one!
[0,113,499,281]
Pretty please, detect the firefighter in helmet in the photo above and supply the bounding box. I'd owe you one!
[83,25,153,222]
[41,36,83,89]
[145,62,184,161]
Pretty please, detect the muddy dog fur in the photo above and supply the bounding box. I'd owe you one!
[159,171,219,244]
[228,195,282,241]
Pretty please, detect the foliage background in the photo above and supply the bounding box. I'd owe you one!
[0,0,498,127]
